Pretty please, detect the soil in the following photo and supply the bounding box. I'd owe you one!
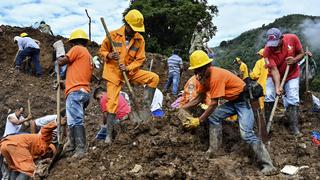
[0,25,319,180]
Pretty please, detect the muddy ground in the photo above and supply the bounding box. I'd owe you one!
[0,26,319,179]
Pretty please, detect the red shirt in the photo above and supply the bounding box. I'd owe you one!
[100,93,131,119]
[264,34,303,81]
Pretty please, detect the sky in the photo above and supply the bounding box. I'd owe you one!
[0,0,319,47]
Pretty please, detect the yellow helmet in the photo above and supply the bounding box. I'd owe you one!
[20,32,28,37]
[189,50,213,70]
[125,9,145,32]
[69,29,89,41]
[257,48,264,56]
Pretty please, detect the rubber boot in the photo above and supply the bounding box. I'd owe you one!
[287,105,302,136]
[16,173,29,180]
[252,142,276,175]
[264,102,274,125]
[105,113,116,144]
[72,125,86,158]
[139,87,156,121]
[206,123,222,157]
[62,126,75,153]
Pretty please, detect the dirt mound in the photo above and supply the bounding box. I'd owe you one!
[0,25,319,179]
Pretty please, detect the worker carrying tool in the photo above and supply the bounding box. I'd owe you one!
[189,22,209,54]
[57,29,93,158]
[99,9,159,142]
[13,33,42,76]
[233,57,249,82]
[250,48,268,109]
[2,104,33,137]
[264,28,305,136]
[0,122,57,179]
[181,50,275,175]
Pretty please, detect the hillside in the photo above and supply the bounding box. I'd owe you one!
[0,25,319,179]
[213,14,320,70]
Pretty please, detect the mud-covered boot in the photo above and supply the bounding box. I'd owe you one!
[264,102,274,125]
[105,113,116,144]
[206,123,222,157]
[62,126,75,154]
[139,87,156,121]
[287,105,302,136]
[252,142,276,175]
[72,125,86,158]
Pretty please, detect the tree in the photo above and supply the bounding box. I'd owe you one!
[124,0,218,58]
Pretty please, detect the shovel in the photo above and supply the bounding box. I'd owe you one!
[266,65,290,133]
[100,17,143,122]
[47,68,63,172]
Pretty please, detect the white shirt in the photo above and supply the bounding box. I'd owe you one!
[3,113,24,137]
[35,115,57,126]
[151,89,163,112]
[17,37,40,50]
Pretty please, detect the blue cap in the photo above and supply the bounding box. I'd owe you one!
[266,28,282,47]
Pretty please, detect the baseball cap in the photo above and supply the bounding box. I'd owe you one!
[266,28,282,47]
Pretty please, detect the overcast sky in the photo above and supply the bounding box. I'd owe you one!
[1,0,319,47]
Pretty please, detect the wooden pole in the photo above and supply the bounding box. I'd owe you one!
[305,46,309,92]
[85,9,91,41]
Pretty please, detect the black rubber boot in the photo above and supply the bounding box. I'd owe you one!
[287,105,302,136]
[105,113,116,144]
[264,102,274,125]
[72,125,86,158]
[139,87,156,121]
[206,123,222,156]
[62,126,75,153]
[252,142,276,175]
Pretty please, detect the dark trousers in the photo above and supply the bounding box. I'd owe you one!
[16,47,41,75]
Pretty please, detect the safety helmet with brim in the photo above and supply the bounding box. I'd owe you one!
[68,29,89,41]
[125,9,145,32]
[189,50,213,70]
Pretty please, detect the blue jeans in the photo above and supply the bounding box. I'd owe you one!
[16,47,42,75]
[208,100,260,145]
[164,72,180,95]
[54,61,67,79]
[66,90,90,127]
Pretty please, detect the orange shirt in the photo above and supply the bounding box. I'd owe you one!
[199,67,245,101]
[99,26,146,85]
[65,45,93,95]
[180,75,211,107]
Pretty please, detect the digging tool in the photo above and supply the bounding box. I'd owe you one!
[47,69,63,172]
[266,65,290,133]
[305,46,309,92]
[100,17,143,122]
[149,59,154,71]
[27,98,31,115]
[250,99,268,142]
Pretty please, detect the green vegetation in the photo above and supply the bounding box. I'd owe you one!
[125,0,218,58]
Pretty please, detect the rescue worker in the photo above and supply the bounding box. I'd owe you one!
[93,87,131,141]
[99,9,159,144]
[250,48,268,109]
[182,50,275,174]
[164,49,183,96]
[38,21,54,35]
[233,57,249,82]
[0,122,57,179]
[264,28,304,136]
[3,104,33,137]
[58,29,93,158]
[13,33,42,76]
[189,22,209,54]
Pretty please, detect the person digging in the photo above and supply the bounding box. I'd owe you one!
[181,50,276,175]
[99,9,159,143]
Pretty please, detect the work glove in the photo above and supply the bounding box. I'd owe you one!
[183,117,200,130]
[200,103,208,110]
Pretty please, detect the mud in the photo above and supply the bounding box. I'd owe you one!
[0,26,319,179]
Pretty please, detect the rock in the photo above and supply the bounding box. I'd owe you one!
[130,164,142,173]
